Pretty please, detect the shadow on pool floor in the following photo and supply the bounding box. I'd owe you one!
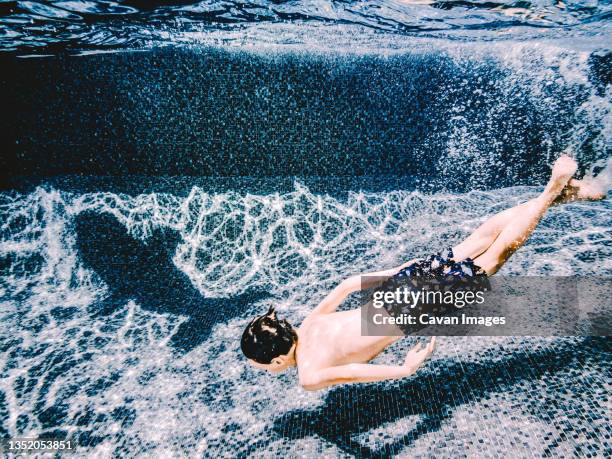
[272,336,610,458]
[74,211,270,353]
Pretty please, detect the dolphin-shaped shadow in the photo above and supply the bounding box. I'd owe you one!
[272,337,610,457]
[74,211,269,352]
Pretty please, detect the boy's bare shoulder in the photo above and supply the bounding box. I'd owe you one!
[300,307,343,332]
[298,310,324,333]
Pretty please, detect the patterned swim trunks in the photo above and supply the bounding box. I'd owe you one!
[394,247,488,282]
[378,248,490,332]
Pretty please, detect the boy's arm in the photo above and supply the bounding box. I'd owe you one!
[300,338,435,391]
[310,258,418,316]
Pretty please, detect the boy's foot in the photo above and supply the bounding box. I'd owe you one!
[545,155,578,199]
[551,155,578,183]
[555,178,606,204]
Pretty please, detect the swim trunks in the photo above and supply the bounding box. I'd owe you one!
[375,248,490,334]
[394,247,487,282]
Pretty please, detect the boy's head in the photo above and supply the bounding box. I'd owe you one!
[241,307,298,373]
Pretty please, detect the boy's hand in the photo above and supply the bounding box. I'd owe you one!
[403,337,436,375]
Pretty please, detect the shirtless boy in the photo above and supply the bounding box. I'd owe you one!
[241,156,605,391]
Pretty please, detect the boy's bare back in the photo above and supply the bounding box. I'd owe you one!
[296,309,403,390]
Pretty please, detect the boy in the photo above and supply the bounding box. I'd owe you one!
[241,156,605,391]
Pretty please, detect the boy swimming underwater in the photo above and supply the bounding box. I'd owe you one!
[241,156,605,391]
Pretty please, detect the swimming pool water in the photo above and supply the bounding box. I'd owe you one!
[0,12,610,458]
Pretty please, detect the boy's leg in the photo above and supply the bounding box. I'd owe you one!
[472,156,578,275]
[451,203,529,262]
[452,156,585,269]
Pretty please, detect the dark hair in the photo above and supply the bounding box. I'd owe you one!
[241,307,298,364]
